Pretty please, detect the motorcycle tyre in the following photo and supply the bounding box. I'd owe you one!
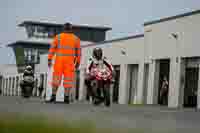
[103,87,110,107]
[21,86,33,99]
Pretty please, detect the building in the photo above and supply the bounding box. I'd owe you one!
[6,21,111,73]
[0,47,18,75]
[55,9,200,109]
[2,9,200,109]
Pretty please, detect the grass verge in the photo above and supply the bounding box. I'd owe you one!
[0,112,178,133]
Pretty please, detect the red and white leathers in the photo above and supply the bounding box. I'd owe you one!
[85,56,114,80]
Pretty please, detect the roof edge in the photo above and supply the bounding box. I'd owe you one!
[144,9,200,26]
[18,21,112,31]
[82,34,144,48]
[6,40,50,47]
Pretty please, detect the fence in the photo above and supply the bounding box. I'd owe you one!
[0,72,48,97]
[0,71,78,100]
[0,71,114,104]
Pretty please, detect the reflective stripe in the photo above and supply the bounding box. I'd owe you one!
[48,52,55,55]
[63,77,73,81]
[52,81,61,85]
[57,34,81,50]
[63,81,74,85]
[56,53,81,56]
[53,75,62,78]
[57,44,81,50]
[52,78,61,82]
[53,77,62,82]
[50,34,81,57]
[53,78,61,81]
[57,45,81,50]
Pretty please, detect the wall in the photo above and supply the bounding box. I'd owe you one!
[144,13,200,61]
[0,64,18,76]
[81,36,145,68]
[35,54,48,73]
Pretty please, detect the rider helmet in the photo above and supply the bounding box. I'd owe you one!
[25,65,32,71]
[92,47,103,60]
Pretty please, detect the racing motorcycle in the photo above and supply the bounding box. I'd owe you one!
[89,62,113,107]
[21,76,35,98]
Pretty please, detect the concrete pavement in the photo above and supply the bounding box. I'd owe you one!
[0,96,200,132]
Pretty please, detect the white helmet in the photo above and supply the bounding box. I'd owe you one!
[25,65,32,71]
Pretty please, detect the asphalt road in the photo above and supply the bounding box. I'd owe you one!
[0,96,200,133]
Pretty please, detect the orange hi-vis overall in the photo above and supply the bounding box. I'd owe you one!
[48,33,81,92]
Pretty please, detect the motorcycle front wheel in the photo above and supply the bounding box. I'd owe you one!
[22,86,33,98]
[103,87,110,107]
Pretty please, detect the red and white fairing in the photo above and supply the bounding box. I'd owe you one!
[89,59,113,81]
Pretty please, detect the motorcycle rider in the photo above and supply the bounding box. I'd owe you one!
[85,47,115,105]
[20,65,35,97]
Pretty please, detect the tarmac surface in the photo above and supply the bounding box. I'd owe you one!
[0,96,200,132]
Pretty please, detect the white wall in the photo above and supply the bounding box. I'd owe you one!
[35,54,48,73]
[81,37,144,68]
[0,64,18,76]
[144,13,200,61]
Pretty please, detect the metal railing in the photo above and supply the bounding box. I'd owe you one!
[0,72,48,97]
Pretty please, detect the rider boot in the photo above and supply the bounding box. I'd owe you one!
[93,88,104,105]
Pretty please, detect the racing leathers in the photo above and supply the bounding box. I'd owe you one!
[20,69,35,89]
[85,56,114,102]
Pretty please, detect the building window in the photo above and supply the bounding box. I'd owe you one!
[24,48,39,64]
[37,26,45,33]
[28,49,31,61]
[26,26,35,38]
[47,28,55,38]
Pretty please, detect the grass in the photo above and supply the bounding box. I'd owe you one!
[0,113,95,133]
[0,112,179,133]
[128,102,144,106]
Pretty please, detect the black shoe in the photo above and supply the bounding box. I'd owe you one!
[64,96,70,104]
[49,94,56,103]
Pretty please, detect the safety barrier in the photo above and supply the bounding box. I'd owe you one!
[0,71,80,101]
[0,70,115,104]
[0,72,48,97]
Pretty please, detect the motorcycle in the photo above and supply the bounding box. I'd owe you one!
[89,63,113,107]
[20,76,35,98]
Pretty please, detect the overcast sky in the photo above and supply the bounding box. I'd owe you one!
[0,0,200,64]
